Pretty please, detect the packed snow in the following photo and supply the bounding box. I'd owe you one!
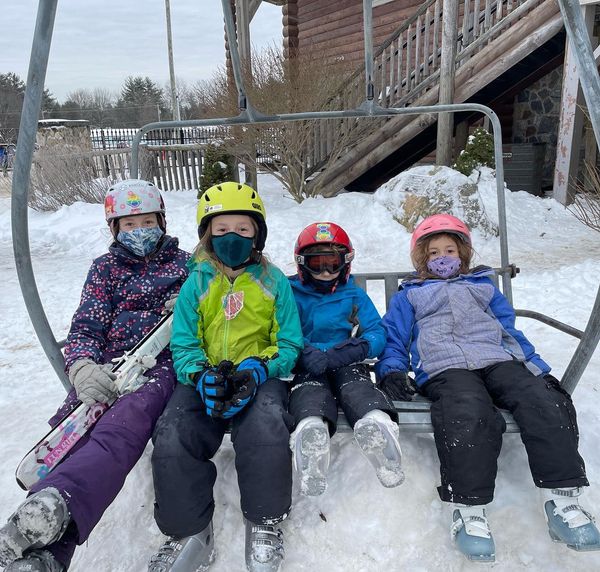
[0,167,599,571]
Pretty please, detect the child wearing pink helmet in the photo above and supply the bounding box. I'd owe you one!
[376,213,599,562]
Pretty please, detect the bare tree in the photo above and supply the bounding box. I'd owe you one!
[569,162,600,232]
[194,47,374,201]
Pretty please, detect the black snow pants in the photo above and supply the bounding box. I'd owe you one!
[151,378,294,538]
[289,363,397,433]
[420,360,588,505]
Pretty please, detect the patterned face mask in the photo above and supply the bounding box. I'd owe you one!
[427,255,461,279]
[117,227,164,257]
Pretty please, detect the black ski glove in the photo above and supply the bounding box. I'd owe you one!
[377,371,417,401]
[297,344,329,376]
[326,338,370,370]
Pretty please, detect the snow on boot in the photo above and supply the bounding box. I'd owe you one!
[148,522,215,572]
[544,487,600,551]
[353,410,404,488]
[0,488,70,567]
[290,416,330,496]
[244,520,284,572]
[450,505,495,563]
[4,549,65,572]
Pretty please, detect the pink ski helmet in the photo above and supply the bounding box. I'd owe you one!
[104,179,166,235]
[410,214,471,252]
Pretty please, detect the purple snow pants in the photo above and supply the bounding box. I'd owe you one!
[29,356,175,569]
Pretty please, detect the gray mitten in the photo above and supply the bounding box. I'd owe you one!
[68,358,118,405]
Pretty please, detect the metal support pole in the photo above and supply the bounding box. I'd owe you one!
[11,0,70,390]
[553,0,600,392]
[362,0,375,104]
[165,0,180,121]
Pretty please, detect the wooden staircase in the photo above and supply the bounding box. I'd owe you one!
[303,0,565,196]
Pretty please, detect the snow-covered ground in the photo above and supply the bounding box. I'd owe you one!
[0,167,599,571]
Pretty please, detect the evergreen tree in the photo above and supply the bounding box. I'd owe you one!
[199,144,236,196]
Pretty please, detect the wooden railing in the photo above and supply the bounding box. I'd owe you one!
[303,0,552,178]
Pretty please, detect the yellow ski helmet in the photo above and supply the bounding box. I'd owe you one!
[197,182,267,251]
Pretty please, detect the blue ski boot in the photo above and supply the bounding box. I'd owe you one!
[544,487,600,551]
[451,505,495,563]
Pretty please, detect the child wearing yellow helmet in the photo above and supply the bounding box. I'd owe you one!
[149,182,303,572]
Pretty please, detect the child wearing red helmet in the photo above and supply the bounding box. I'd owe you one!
[289,222,404,497]
[377,213,599,562]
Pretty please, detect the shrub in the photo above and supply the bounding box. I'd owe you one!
[453,127,495,176]
[199,144,236,196]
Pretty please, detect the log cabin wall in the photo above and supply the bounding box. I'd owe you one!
[284,0,423,64]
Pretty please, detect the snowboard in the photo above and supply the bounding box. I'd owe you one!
[15,312,173,490]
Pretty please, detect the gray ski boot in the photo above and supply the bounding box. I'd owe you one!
[450,505,495,563]
[245,520,284,572]
[544,487,600,551]
[0,488,70,567]
[148,522,215,572]
[291,416,330,496]
[4,549,65,572]
[353,410,404,488]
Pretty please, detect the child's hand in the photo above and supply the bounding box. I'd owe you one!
[377,372,416,401]
[298,345,328,375]
[220,357,268,418]
[69,359,118,406]
[326,338,369,370]
[194,361,233,417]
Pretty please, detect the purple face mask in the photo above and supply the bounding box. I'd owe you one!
[427,255,461,279]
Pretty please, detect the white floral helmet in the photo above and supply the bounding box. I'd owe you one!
[104,179,166,235]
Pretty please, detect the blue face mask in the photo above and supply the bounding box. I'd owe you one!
[211,232,254,269]
[427,255,461,279]
[117,227,164,257]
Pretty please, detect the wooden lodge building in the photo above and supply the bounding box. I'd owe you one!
[245,1,599,203]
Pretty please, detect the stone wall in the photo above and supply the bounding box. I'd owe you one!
[36,119,92,154]
[512,67,563,191]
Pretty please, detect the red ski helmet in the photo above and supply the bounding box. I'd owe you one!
[410,214,471,252]
[294,222,355,283]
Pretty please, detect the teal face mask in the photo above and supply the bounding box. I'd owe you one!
[211,232,254,269]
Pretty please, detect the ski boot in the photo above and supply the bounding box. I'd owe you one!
[291,416,330,496]
[544,487,600,551]
[4,549,65,572]
[0,488,70,567]
[148,521,215,572]
[353,410,404,488]
[450,504,495,563]
[245,520,284,572]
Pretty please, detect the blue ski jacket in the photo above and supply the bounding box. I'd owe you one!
[375,267,551,386]
[289,274,386,358]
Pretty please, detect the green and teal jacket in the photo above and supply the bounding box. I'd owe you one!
[171,257,303,385]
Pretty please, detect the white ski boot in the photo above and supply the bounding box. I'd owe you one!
[244,520,284,572]
[450,504,495,563]
[4,549,65,572]
[544,487,600,551]
[148,521,215,572]
[291,416,330,496]
[353,410,404,488]
[0,488,70,567]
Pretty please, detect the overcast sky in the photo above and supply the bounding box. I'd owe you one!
[1,0,283,103]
